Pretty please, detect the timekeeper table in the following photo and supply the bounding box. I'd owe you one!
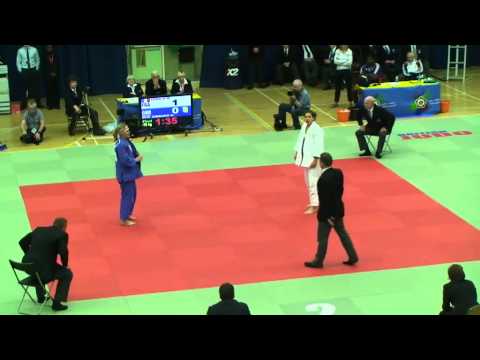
[357,80,441,118]
[116,93,203,130]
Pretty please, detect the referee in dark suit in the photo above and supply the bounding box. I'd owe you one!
[19,217,73,312]
[305,153,359,269]
[207,283,251,315]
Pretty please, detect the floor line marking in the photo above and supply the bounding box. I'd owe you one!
[224,92,272,130]
[254,88,280,106]
[442,82,480,103]
[97,97,117,122]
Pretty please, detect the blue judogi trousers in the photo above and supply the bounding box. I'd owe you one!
[120,181,136,221]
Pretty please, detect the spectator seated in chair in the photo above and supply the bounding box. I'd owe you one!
[273,79,311,131]
[399,52,424,81]
[20,99,46,145]
[64,76,106,136]
[122,75,144,98]
[170,71,193,95]
[358,55,383,87]
[440,264,478,315]
[355,96,395,159]
[145,70,168,97]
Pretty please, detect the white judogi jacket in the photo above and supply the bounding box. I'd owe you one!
[294,122,325,167]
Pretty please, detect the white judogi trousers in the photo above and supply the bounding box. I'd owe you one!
[303,164,322,206]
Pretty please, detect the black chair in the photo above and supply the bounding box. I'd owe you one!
[9,260,53,315]
[366,116,396,155]
[66,90,92,135]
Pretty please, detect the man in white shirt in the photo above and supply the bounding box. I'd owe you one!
[16,45,42,109]
[300,45,319,87]
[293,110,325,214]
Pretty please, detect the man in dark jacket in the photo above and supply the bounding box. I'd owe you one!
[305,153,359,269]
[64,76,106,136]
[247,45,268,89]
[43,45,60,109]
[274,45,300,85]
[19,217,73,312]
[375,45,401,82]
[440,264,478,315]
[207,283,251,315]
[319,45,337,90]
[145,70,168,97]
[355,96,395,159]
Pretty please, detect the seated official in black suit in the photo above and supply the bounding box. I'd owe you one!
[19,217,73,312]
[145,70,168,97]
[122,75,144,98]
[171,71,193,95]
[64,76,106,136]
[440,264,478,315]
[207,283,251,315]
[274,45,300,86]
[355,96,395,159]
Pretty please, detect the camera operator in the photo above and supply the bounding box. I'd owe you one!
[273,79,311,130]
[65,76,106,136]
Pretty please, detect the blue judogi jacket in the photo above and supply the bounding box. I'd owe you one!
[115,138,143,183]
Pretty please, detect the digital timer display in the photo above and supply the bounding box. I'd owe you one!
[140,94,193,130]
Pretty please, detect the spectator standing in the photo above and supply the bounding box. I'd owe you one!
[247,45,268,89]
[16,45,42,109]
[320,45,337,90]
[43,45,60,109]
[299,45,319,86]
[332,45,354,108]
[375,45,401,82]
[274,45,300,85]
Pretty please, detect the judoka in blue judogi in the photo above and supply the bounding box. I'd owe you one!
[113,124,143,226]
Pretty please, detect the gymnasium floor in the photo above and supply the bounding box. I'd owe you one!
[0,69,479,315]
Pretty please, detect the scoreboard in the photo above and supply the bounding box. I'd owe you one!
[140,94,193,131]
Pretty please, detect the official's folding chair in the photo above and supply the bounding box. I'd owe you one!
[66,90,93,135]
[366,132,393,154]
[9,260,53,315]
[67,114,91,135]
[366,116,396,155]
[467,304,480,315]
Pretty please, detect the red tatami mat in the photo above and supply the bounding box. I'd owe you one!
[20,159,480,300]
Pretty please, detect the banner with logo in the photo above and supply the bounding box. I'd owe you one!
[359,83,441,118]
